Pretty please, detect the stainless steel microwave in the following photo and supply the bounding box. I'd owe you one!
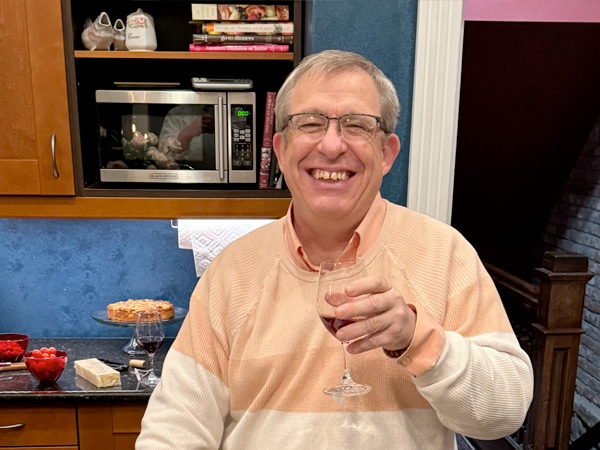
[96,90,256,184]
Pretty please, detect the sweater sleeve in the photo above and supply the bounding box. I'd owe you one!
[409,311,533,439]
[136,277,231,449]
[400,258,534,440]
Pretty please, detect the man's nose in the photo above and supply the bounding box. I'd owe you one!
[319,119,347,156]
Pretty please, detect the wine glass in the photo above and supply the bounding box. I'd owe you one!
[135,310,165,387]
[317,258,371,397]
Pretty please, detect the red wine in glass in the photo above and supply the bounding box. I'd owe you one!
[317,258,371,397]
[136,338,163,356]
[319,316,360,338]
[135,311,165,387]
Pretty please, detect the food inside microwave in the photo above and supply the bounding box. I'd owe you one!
[98,104,217,171]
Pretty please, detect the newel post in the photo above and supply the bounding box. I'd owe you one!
[527,252,593,450]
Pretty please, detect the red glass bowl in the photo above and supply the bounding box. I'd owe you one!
[24,350,68,384]
[0,333,29,362]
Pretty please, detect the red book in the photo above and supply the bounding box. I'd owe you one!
[259,92,277,189]
[189,44,289,53]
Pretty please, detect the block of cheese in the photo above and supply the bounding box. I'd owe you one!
[74,358,121,388]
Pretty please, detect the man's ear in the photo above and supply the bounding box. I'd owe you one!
[381,133,401,176]
[272,132,286,174]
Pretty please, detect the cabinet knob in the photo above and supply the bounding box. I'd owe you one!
[51,133,60,178]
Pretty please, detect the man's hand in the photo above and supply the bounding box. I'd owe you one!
[176,116,216,151]
[328,275,416,354]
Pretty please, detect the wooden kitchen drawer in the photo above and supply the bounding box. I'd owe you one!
[111,402,147,433]
[0,403,77,447]
[78,401,147,450]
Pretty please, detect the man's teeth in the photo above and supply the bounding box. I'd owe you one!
[311,170,350,181]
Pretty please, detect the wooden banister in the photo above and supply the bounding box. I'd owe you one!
[525,252,593,450]
[468,251,593,450]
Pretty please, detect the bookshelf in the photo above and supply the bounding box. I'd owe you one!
[74,50,294,61]
[59,1,301,219]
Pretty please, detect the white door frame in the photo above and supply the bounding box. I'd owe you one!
[407,0,465,224]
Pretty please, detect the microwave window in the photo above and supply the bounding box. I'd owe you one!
[98,104,217,171]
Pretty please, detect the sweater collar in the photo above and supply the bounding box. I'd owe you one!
[282,192,387,271]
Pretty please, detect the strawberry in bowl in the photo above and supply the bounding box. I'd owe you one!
[24,347,68,384]
[0,333,29,362]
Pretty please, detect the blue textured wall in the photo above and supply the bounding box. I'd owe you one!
[0,220,197,337]
[311,0,418,205]
[0,1,418,338]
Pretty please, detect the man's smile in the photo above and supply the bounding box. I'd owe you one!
[310,169,354,181]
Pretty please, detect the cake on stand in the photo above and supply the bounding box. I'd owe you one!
[91,307,188,355]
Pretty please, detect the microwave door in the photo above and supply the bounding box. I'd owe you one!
[96,90,229,184]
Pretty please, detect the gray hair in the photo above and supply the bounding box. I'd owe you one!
[274,49,400,134]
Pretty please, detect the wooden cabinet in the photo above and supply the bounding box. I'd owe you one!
[78,401,147,450]
[0,403,78,448]
[0,0,75,196]
[0,401,146,449]
[0,0,299,219]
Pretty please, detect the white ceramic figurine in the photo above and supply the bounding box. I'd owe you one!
[81,12,113,51]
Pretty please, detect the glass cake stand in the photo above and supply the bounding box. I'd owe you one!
[91,307,188,355]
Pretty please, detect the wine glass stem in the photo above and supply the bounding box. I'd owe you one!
[147,355,156,381]
[341,342,353,384]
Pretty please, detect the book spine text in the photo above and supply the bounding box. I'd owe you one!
[189,44,289,52]
[192,34,293,44]
[259,92,277,189]
[202,22,294,35]
[191,4,290,21]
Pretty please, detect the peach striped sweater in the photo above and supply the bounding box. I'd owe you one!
[136,203,533,450]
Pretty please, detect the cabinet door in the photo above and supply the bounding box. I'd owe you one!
[78,401,147,450]
[0,0,74,195]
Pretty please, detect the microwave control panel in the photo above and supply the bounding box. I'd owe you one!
[228,91,256,183]
[230,104,254,171]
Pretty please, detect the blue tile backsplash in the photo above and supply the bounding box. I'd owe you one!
[0,219,197,337]
[0,0,418,339]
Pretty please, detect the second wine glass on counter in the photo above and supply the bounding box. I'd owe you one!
[317,258,371,397]
[135,310,164,387]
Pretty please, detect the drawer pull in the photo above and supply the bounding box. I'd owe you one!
[51,133,60,178]
[0,422,25,430]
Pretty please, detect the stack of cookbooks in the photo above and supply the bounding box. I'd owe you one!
[189,4,293,52]
[258,91,284,189]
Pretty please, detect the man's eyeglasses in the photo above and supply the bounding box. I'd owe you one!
[285,113,387,142]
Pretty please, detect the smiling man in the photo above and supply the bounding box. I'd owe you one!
[136,50,533,450]
[272,66,400,265]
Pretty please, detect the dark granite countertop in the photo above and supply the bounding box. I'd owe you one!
[0,337,173,402]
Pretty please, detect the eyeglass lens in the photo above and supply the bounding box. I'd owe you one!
[289,114,379,141]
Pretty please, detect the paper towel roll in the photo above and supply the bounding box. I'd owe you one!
[177,219,274,277]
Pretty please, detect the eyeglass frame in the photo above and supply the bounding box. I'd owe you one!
[284,113,389,141]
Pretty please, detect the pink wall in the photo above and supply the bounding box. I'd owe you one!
[464,0,600,22]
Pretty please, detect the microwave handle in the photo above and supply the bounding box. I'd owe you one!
[216,96,225,180]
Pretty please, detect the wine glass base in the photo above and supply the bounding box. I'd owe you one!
[139,377,160,387]
[135,368,160,387]
[123,333,147,355]
[324,383,372,397]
